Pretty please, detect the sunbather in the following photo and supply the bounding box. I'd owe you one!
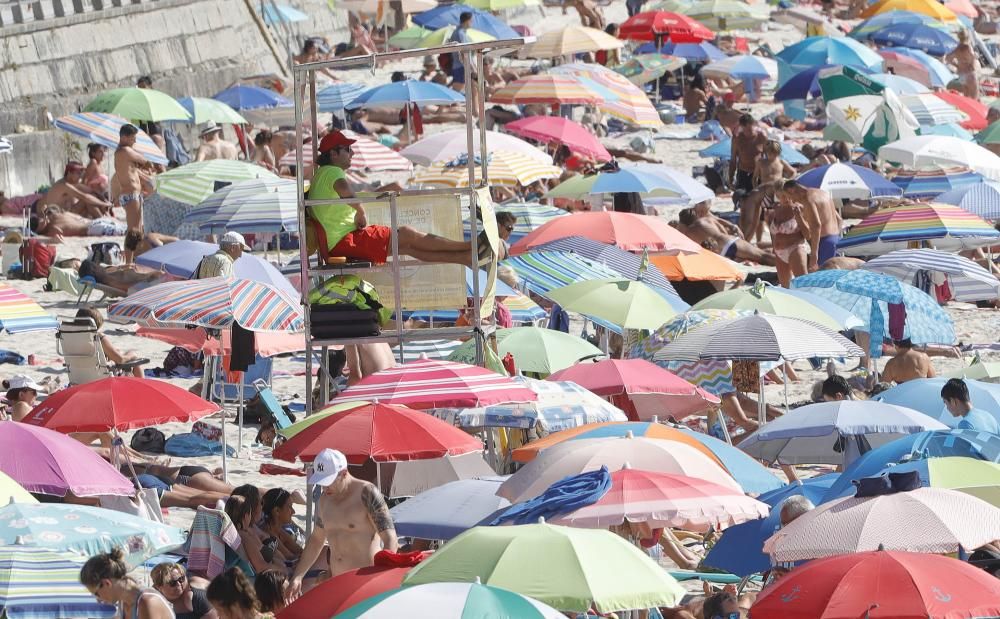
[76,307,146,377]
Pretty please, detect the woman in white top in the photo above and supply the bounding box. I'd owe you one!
[80,547,175,619]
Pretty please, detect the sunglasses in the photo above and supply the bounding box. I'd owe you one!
[166,575,186,587]
[503,225,514,232]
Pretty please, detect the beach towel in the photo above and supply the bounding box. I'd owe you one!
[164,432,234,457]
[184,506,241,579]
[488,466,611,526]
[0,350,25,365]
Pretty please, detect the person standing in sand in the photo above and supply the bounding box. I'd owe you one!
[779,180,840,271]
[287,449,397,596]
[115,124,154,260]
[946,29,980,100]
[729,114,768,194]
[195,122,240,162]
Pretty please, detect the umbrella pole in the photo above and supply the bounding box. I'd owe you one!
[783,363,789,413]
[237,373,244,455]
[758,373,766,426]
[220,384,228,484]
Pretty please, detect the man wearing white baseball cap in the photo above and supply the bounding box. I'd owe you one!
[287,448,397,597]
[196,232,250,279]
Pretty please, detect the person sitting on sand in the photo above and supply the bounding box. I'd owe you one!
[30,206,125,241]
[683,74,709,123]
[881,338,935,385]
[124,228,178,259]
[75,307,146,378]
[150,563,215,619]
[41,161,113,219]
[261,488,303,560]
[81,548,175,619]
[207,568,267,619]
[84,144,111,198]
[225,495,288,575]
[677,208,775,265]
[2,375,44,422]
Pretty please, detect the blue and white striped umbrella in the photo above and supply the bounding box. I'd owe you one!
[936,181,1000,221]
[184,177,299,233]
[792,269,956,359]
[0,545,117,619]
[462,203,569,244]
[900,93,964,126]
[316,82,367,113]
[391,339,463,362]
[891,167,984,199]
[796,162,902,200]
[869,73,929,95]
[919,123,975,140]
[861,249,1000,302]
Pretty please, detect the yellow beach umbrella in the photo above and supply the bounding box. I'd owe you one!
[418,25,496,47]
[861,0,958,21]
[413,151,562,187]
[521,25,625,59]
[0,471,38,505]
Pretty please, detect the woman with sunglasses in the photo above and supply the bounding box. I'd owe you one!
[80,548,175,619]
[151,563,217,619]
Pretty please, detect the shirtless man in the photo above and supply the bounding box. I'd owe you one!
[345,343,395,386]
[42,162,113,218]
[678,208,775,265]
[881,338,936,384]
[566,0,604,29]
[735,182,778,243]
[195,122,240,162]
[779,180,841,271]
[728,114,769,195]
[288,448,397,596]
[753,140,795,188]
[714,98,741,134]
[29,207,125,240]
[946,29,980,100]
[114,124,155,246]
[123,228,178,258]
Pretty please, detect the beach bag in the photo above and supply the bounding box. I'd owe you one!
[19,239,56,279]
[310,274,390,325]
[88,241,122,266]
[193,420,222,442]
[130,427,166,454]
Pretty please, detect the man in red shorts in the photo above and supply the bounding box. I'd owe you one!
[307,130,488,266]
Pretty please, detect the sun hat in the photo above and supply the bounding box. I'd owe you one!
[199,121,223,138]
[307,448,348,487]
[4,374,45,394]
[219,231,251,251]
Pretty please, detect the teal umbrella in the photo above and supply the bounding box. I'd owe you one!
[614,54,685,85]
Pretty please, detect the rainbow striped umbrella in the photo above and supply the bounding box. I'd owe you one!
[0,283,58,334]
[891,166,984,199]
[491,75,603,105]
[184,177,299,233]
[155,160,279,205]
[838,202,1000,254]
[551,62,663,127]
[0,546,117,619]
[413,151,561,187]
[53,113,167,165]
[109,277,303,332]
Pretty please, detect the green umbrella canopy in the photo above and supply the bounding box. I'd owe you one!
[546,278,680,330]
[402,521,685,613]
[614,55,686,85]
[84,87,191,122]
[691,280,844,331]
[388,25,433,49]
[179,96,247,124]
[449,327,604,375]
[277,400,369,439]
[818,65,885,103]
[418,25,496,48]
[976,121,1000,145]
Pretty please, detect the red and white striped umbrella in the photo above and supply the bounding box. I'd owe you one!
[332,359,538,409]
[279,130,413,172]
[552,465,769,531]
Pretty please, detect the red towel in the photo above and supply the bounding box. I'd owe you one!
[373,549,432,568]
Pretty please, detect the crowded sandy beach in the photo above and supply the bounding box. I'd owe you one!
[2,0,1000,616]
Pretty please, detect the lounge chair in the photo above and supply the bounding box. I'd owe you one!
[45,266,125,306]
[56,318,147,385]
[252,379,295,431]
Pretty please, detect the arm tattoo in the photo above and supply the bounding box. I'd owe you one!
[361,484,395,534]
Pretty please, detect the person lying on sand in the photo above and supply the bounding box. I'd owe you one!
[78,259,162,294]
[676,208,776,265]
[30,207,125,241]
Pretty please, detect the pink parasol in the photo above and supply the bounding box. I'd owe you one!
[505,117,612,162]
[136,326,306,356]
[878,50,933,88]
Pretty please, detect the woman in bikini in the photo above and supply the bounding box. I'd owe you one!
[768,190,813,288]
[81,548,176,619]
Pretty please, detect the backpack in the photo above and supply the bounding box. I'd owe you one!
[88,241,122,266]
[130,427,167,454]
[19,239,56,279]
[162,126,191,167]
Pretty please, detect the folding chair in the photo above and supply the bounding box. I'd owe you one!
[55,318,148,385]
[211,355,274,403]
[253,379,295,431]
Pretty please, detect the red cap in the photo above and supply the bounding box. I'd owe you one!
[318,130,356,154]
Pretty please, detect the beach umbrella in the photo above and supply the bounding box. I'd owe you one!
[402,522,685,612]
[498,434,741,502]
[412,151,561,187]
[544,278,685,330]
[155,160,278,205]
[861,0,958,21]
[684,0,769,29]
[899,93,964,126]
[648,0,692,11]
[764,487,1000,561]
[549,62,663,128]
[134,241,297,297]
[774,64,850,101]
[862,248,1000,302]
[0,503,183,566]
[272,402,483,464]
[551,465,769,531]
[850,9,943,39]
[84,87,190,122]
[946,0,977,17]
[777,36,884,73]
[52,112,167,165]
[176,96,247,124]
[796,162,902,200]
[338,130,414,171]
[261,3,307,23]
[690,280,852,331]
[521,25,623,58]
[0,283,58,334]
[212,85,291,110]
[648,250,744,282]
[502,251,628,295]
[890,166,984,198]
[0,545,117,619]
[880,47,955,87]
[0,472,36,506]
[511,211,700,255]
[618,10,715,43]
[918,122,974,139]
[837,202,1000,254]
[792,269,956,358]
[945,356,1000,384]
[411,4,519,39]
[353,80,464,108]
[333,359,537,409]
[701,55,777,82]
[934,89,989,130]
[816,64,886,102]
[109,277,304,332]
[0,421,132,498]
[416,25,495,48]
[870,23,958,56]
[873,377,1000,428]
[738,401,946,467]
[183,177,299,233]
[337,581,566,618]
[491,75,603,105]
[871,72,930,94]
[751,551,1000,619]
[316,82,367,112]
[546,165,714,204]
[276,400,370,441]
[647,41,725,61]
[825,92,921,153]
[504,117,611,161]
[547,358,720,420]
[389,477,510,541]
[401,129,553,166]
[448,327,602,375]
[277,564,410,619]
[614,55,685,85]
[698,137,808,164]
[23,377,218,433]
[837,457,1000,508]
[936,180,1000,221]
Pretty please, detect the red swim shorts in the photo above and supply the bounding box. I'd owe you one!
[330,225,391,264]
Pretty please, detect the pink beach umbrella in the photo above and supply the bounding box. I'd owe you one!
[0,420,133,497]
[548,359,720,421]
[505,116,612,162]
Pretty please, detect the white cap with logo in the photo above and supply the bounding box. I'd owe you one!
[307,448,348,487]
[220,231,251,251]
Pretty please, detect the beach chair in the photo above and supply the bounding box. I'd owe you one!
[55,318,148,385]
[252,379,295,431]
[211,355,274,403]
[44,266,124,306]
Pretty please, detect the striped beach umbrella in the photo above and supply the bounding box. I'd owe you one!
[413,151,561,187]
[936,181,1000,220]
[502,251,630,295]
[880,135,1000,181]
[391,339,462,362]
[796,162,902,200]
[891,166,984,198]
[53,112,167,165]
[521,25,622,59]
[155,160,279,205]
[463,203,569,244]
[332,359,538,409]
[900,93,965,126]
[861,248,1000,302]
[401,129,553,167]
[551,63,663,127]
[340,130,413,171]
[838,202,1000,253]
[509,211,701,255]
[84,87,191,122]
[491,75,604,105]
[316,82,367,113]
[109,277,304,332]
[504,117,612,162]
[184,177,299,233]
[176,96,247,125]
[0,283,58,334]
[0,546,117,619]
[417,25,495,48]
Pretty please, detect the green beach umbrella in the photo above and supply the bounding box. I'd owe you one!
[648,0,693,12]
[449,327,603,375]
[418,25,495,48]
[691,279,846,331]
[818,65,885,103]
[545,278,680,330]
[614,54,686,85]
[402,521,685,613]
[155,160,279,205]
[879,457,1000,508]
[446,340,511,376]
[278,400,369,440]
[177,96,247,125]
[684,0,768,29]
[84,87,191,122]
[337,581,564,618]
[388,25,433,49]
[945,355,1000,383]
[976,121,1000,145]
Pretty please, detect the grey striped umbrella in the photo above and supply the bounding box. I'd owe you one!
[862,249,1000,302]
[653,313,863,363]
